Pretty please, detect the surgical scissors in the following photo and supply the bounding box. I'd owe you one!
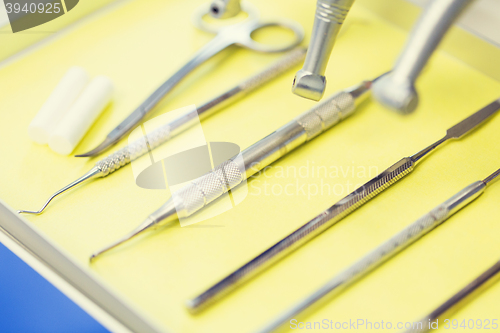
[77,3,304,157]
[17,47,307,215]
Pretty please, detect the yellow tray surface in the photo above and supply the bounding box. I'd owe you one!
[1,0,500,332]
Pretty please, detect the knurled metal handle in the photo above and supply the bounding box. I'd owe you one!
[187,157,414,311]
[329,205,449,293]
[239,47,306,92]
[172,159,245,217]
[316,0,354,23]
[239,157,415,277]
[94,48,308,177]
[261,203,451,332]
[272,181,488,331]
[95,124,171,176]
[295,90,355,140]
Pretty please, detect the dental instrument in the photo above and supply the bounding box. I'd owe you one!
[292,0,356,101]
[372,0,475,113]
[407,252,500,333]
[77,6,304,157]
[257,167,500,333]
[186,98,500,312]
[17,48,307,215]
[209,0,242,19]
[89,75,379,261]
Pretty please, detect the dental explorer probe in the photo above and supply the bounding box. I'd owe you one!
[257,168,500,333]
[407,252,500,332]
[186,98,500,312]
[89,76,379,261]
[17,48,307,215]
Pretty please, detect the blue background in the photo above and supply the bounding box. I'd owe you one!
[0,242,109,333]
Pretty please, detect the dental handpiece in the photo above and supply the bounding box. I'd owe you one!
[257,168,500,333]
[17,48,307,215]
[90,77,377,260]
[186,98,500,312]
[372,0,474,114]
[292,0,356,101]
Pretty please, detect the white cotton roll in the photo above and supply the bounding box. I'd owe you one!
[49,76,114,155]
[28,66,90,144]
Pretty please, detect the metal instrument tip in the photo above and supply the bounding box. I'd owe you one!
[75,137,117,157]
[89,235,133,262]
[17,167,101,216]
[18,208,44,215]
[89,217,156,262]
[483,168,500,186]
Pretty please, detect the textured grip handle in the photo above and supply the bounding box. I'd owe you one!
[331,157,414,216]
[254,196,451,332]
[316,0,355,23]
[268,181,489,331]
[189,158,414,311]
[243,158,415,276]
[172,159,245,217]
[239,47,307,92]
[295,91,355,140]
[331,205,450,292]
[94,49,309,177]
[271,204,452,330]
[95,123,171,176]
[324,181,488,300]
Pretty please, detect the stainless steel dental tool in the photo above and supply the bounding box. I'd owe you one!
[77,8,304,157]
[257,168,500,333]
[17,48,307,215]
[372,0,475,114]
[407,252,500,333]
[186,98,500,312]
[209,0,242,19]
[292,0,356,101]
[89,76,378,261]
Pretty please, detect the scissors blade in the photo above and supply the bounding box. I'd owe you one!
[75,42,231,158]
[446,99,500,139]
[75,136,117,157]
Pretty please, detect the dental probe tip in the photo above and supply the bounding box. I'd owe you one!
[89,217,156,261]
[75,137,116,157]
[17,167,101,215]
[17,195,59,215]
[91,200,178,260]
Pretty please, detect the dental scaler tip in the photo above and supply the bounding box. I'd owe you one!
[90,76,379,260]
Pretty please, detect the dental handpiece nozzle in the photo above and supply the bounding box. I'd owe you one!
[372,0,474,114]
[292,0,356,101]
